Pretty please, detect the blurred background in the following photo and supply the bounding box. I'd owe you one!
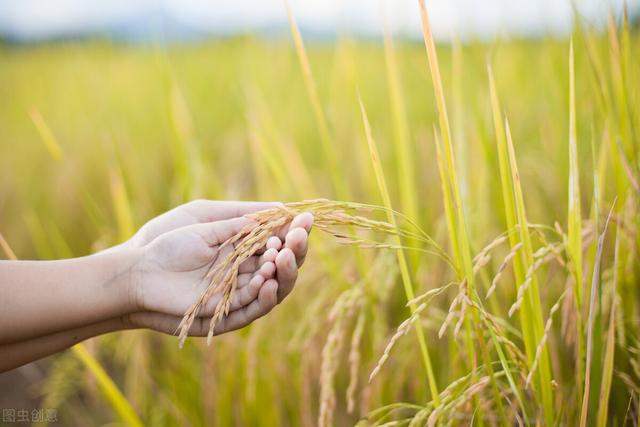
[0,0,637,42]
[0,0,638,426]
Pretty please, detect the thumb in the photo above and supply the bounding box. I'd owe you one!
[187,217,256,246]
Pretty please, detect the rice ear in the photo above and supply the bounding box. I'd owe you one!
[177,199,443,345]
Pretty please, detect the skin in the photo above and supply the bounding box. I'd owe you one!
[0,200,312,372]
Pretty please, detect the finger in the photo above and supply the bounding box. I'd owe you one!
[189,217,255,246]
[214,279,278,335]
[198,257,276,317]
[259,261,276,280]
[285,227,309,266]
[266,236,282,250]
[236,272,253,289]
[291,212,314,232]
[199,270,260,316]
[230,273,265,310]
[129,312,220,337]
[276,212,314,241]
[253,236,281,255]
[275,248,298,303]
[238,255,260,274]
[185,200,283,223]
[129,280,279,337]
[238,248,278,274]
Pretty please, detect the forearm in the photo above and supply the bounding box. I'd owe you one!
[0,248,140,344]
[0,317,130,373]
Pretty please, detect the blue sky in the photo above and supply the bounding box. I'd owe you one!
[0,0,635,42]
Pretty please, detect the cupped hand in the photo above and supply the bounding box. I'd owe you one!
[127,200,282,247]
[125,210,313,337]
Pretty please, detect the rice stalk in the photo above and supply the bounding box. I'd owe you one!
[177,199,443,347]
[406,281,456,308]
[408,408,430,427]
[244,86,376,318]
[109,166,135,243]
[487,242,523,299]
[608,12,636,169]
[596,228,619,427]
[488,61,555,422]
[567,41,588,402]
[525,291,567,389]
[346,308,366,414]
[617,138,640,195]
[427,375,494,427]
[283,0,345,199]
[365,402,426,426]
[472,253,492,277]
[472,235,509,265]
[504,116,555,422]
[568,40,584,310]
[245,108,290,193]
[358,97,440,402]
[382,23,420,244]
[369,303,427,384]
[71,345,144,427]
[419,2,473,287]
[453,294,468,340]
[580,201,616,427]
[244,85,317,196]
[438,292,460,340]
[419,2,507,420]
[318,289,356,427]
[508,249,558,317]
[167,80,208,201]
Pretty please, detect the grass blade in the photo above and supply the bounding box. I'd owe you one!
[417,0,474,289]
[167,81,195,201]
[568,40,584,309]
[358,97,440,404]
[580,201,616,427]
[71,345,144,427]
[284,0,346,198]
[418,2,506,419]
[596,229,619,427]
[29,108,63,161]
[110,167,135,243]
[383,26,419,231]
[505,117,555,424]
[567,40,587,398]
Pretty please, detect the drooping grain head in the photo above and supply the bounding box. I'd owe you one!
[177,199,439,346]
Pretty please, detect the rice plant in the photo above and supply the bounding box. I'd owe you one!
[0,1,638,426]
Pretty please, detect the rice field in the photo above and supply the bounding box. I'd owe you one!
[0,3,639,426]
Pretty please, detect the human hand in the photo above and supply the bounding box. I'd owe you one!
[125,200,281,248]
[126,209,313,337]
[0,201,311,371]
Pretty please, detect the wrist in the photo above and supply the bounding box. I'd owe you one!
[99,245,146,315]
